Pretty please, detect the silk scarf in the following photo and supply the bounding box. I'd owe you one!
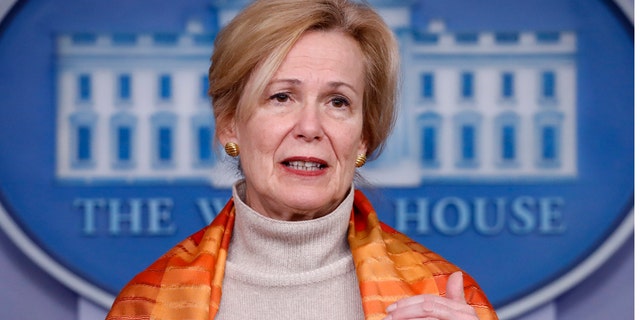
[107,190,498,320]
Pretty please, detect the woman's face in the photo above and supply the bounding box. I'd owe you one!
[223,30,367,221]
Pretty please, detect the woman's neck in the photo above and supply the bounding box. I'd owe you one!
[227,180,354,273]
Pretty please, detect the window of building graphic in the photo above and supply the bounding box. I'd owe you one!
[193,34,216,46]
[455,33,478,44]
[77,126,92,161]
[200,74,209,102]
[151,112,177,168]
[116,74,132,103]
[421,73,435,101]
[77,74,92,103]
[534,111,564,168]
[110,113,137,168]
[536,32,561,44]
[461,125,475,159]
[460,72,474,100]
[153,33,179,46]
[415,32,439,44]
[158,74,173,102]
[197,126,213,161]
[71,33,97,45]
[158,128,172,161]
[454,112,481,168]
[69,111,98,168]
[418,113,442,167]
[423,126,437,161]
[540,71,557,101]
[112,33,137,46]
[191,113,215,167]
[494,112,520,167]
[502,126,516,160]
[541,126,557,159]
[117,127,132,161]
[501,72,515,100]
[495,32,519,44]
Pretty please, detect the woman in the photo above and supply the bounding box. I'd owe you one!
[107,0,498,319]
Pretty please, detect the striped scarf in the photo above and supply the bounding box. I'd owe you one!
[107,190,498,320]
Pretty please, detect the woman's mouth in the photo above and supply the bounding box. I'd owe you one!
[282,158,328,173]
[284,160,327,171]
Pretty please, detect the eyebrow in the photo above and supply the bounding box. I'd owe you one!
[267,79,301,87]
[328,81,359,94]
[267,78,360,94]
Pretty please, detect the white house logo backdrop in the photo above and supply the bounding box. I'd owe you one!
[0,0,632,318]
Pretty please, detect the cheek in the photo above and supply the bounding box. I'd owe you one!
[335,127,365,161]
[238,118,284,160]
[346,120,365,148]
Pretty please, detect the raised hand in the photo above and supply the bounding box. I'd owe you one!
[382,271,480,320]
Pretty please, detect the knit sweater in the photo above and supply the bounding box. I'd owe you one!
[214,182,365,319]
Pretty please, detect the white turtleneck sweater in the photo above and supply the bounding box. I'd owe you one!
[215,182,365,319]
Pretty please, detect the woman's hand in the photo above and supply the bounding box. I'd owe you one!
[383,271,480,320]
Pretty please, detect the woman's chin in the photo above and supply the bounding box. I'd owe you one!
[280,194,342,220]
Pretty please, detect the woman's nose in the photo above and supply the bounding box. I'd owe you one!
[293,103,324,142]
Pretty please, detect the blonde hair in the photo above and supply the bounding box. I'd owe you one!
[209,0,399,160]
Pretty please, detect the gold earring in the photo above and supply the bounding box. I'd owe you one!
[224,142,240,157]
[355,154,367,168]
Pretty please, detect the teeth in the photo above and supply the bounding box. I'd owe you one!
[287,161,323,171]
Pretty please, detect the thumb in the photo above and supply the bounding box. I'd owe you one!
[445,271,466,303]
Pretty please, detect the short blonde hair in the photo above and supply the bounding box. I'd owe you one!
[209,0,399,160]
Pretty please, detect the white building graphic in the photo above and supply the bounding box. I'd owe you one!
[55,1,577,186]
[55,20,223,183]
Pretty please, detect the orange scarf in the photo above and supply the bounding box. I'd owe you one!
[107,190,498,320]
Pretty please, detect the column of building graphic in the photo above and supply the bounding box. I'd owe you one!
[55,20,225,183]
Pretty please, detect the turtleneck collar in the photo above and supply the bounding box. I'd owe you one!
[226,180,355,278]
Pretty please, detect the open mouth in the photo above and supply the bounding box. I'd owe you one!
[283,160,328,171]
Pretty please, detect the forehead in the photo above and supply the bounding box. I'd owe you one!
[273,30,365,83]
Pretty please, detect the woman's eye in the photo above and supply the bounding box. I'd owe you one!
[269,92,290,103]
[330,97,350,109]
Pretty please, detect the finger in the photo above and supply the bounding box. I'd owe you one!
[386,294,430,312]
[446,271,466,303]
[386,293,469,314]
[385,295,477,320]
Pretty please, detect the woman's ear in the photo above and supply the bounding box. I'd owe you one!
[216,116,238,145]
[358,139,368,158]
